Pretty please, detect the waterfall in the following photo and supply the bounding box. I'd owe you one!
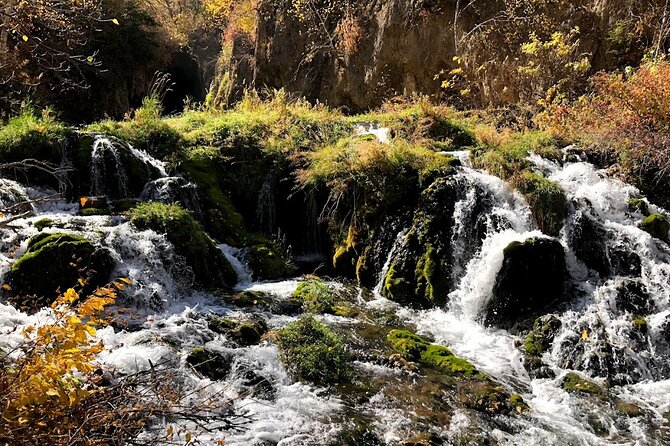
[219,244,253,289]
[90,136,130,197]
[373,228,409,295]
[354,122,391,144]
[256,173,275,234]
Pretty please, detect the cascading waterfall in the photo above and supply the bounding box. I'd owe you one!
[90,136,130,197]
[374,228,409,295]
[2,141,670,445]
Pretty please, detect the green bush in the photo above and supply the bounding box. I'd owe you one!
[276,316,350,385]
[292,279,336,314]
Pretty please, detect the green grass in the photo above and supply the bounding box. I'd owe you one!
[292,279,337,314]
[0,108,70,165]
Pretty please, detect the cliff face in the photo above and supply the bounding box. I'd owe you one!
[252,0,459,112]
[222,0,648,111]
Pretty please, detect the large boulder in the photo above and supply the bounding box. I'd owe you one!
[381,177,457,308]
[128,202,236,289]
[5,233,115,310]
[484,237,566,330]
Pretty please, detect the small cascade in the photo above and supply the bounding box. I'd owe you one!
[219,244,253,289]
[140,177,201,214]
[127,144,168,177]
[90,136,131,197]
[374,228,409,295]
[89,135,168,199]
[256,173,275,234]
[0,178,32,213]
[354,122,391,144]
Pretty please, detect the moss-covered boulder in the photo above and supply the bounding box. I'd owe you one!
[628,198,650,216]
[179,147,246,244]
[128,203,236,288]
[485,237,566,330]
[512,171,567,237]
[276,316,350,385]
[524,315,562,356]
[381,178,457,308]
[186,347,231,380]
[561,372,604,395]
[5,233,115,310]
[207,315,268,346]
[614,279,654,315]
[387,329,484,379]
[639,213,670,242]
[246,236,296,280]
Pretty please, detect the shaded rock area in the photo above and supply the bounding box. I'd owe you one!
[4,233,115,311]
[485,237,566,330]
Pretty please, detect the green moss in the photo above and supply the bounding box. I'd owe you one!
[414,244,446,306]
[333,305,359,318]
[561,372,604,395]
[179,147,246,244]
[292,279,336,314]
[128,202,236,288]
[524,315,562,356]
[33,218,54,231]
[186,347,230,380]
[513,171,567,236]
[0,109,70,166]
[628,198,649,216]
[387,329,429,360]
[617,401,643,417]
[276,316,350,385]
[246,235,296,280]
[78,208,112,216]
[632,316,648,334]
[510,393,531,414]
[422,344,483,378]
[639,213,670,242]
[387,329,485,378]
[7,233,114,304]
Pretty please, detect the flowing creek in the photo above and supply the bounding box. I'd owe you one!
[0,136,669,445]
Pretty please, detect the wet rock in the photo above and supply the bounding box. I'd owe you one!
[292,279,336,314]
[639,213,670,242]
[240,370,276,401]
[484,237,566,330]
[207,315,268,346]
[561,372,604,395]
[5,233,115,310]
[614,279,654,315]
[382,178,457,308]
[569,210,642,277]
[628,198,650,216]
[524,314,562,356]
[332,421,382,446]
[569,211,610,277]
[246,236,296,280]
[186,347,231,380]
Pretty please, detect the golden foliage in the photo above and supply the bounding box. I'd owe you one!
[0,283,120,440]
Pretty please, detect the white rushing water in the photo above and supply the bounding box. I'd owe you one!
[2,144,670,444]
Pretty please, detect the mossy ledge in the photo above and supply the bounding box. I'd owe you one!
[5,233,115,311]
[128,202,236,288]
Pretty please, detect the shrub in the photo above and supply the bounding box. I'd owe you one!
[276,316,350,385]
[292,279,336,314]
[540,61,670,206]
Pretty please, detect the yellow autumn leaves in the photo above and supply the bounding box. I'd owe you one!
[1,281,126,428]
